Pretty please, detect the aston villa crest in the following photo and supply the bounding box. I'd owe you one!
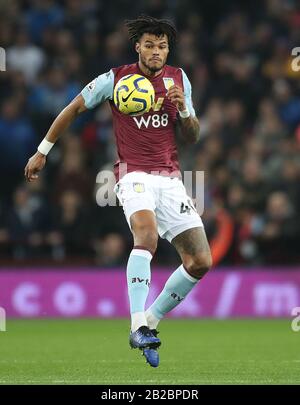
[163,77,175,90]
[133,182,145,193]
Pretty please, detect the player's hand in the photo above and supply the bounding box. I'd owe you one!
[167,85,186,111]
[24,151,46,182]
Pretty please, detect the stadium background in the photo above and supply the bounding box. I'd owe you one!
[0,0,300,385]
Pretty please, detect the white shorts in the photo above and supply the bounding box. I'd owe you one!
[114,171,204,242]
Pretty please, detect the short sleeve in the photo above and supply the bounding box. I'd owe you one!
[180,68,196,117]
[81,69,114,109]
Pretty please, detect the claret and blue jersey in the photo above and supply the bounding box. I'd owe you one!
[81,62,195,181]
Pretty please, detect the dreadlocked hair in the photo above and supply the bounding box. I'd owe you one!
[125,15,177,48]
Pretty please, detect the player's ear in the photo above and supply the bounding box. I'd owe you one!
[135,42,141,54]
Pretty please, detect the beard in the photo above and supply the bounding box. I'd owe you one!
[141,55,165,73]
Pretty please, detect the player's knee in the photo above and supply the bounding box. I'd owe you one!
[184,251,213,279]
[133,225,158,254]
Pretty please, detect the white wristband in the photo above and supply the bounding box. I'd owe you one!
[178,108,190,119]
[37,139,54,156]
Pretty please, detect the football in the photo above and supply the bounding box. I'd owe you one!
[113,74,155,116]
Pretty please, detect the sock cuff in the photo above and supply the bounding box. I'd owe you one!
[131,312,147,332]
[180,265,199,283]
[131,247,153,261]
[147,306,164,321]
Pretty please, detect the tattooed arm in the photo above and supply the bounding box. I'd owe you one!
[178,114,200,144]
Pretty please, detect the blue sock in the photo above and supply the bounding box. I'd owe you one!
[147,264,198,324]
[127,248,152,331]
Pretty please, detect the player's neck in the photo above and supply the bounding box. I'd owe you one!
[138,61,163,78]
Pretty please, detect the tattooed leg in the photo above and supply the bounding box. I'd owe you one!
[172,227,213,279]
[145,227,212,329]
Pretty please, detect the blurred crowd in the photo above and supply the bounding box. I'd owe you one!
[0,0,299,267]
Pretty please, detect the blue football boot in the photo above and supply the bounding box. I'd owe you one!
[142,330,160,368]
[129,326,161,350]
[142,348,159,367]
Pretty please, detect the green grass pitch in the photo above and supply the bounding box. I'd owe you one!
[0,319,299,385]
